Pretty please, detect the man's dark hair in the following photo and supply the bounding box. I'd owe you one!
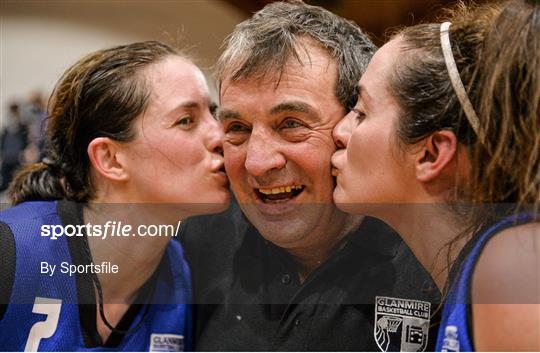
[216,0,376,110]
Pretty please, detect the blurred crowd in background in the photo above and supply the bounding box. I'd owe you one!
[1,92,47,194]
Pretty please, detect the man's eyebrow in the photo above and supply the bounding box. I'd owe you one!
[270,101,315,116]
[217,108,240,122]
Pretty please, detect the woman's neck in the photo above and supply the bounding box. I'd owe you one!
[83,203,181,301]
[82,201,184,342]
[382,203,471,291]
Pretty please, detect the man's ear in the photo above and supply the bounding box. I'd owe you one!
[87,137,129,182]
[415,130,458,183]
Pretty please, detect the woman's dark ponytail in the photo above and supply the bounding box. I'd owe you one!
[9,160,65,205]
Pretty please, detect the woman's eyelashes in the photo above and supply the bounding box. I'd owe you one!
[209,103,218,119]
[172,115,195,129]
[352,108,366,122]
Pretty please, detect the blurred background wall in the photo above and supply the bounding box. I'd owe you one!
[0,0,477,193]
[1,0,471,124]
[1,0,246,118]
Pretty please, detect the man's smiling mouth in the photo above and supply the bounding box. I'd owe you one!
[255,185,305,203]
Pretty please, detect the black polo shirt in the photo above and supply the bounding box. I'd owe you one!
[180,200,440,351]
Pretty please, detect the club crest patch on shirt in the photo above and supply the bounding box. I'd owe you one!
[149,334,184,352]
[374,296,431,352]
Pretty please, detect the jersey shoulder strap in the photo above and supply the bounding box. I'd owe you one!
[437,212,538,352]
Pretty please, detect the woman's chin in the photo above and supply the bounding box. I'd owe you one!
[333,187,367,215]
[187,190,231,217]
[333,186,349,208]
[202,195,231,215]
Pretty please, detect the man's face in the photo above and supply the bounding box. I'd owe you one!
[219,41,349,250]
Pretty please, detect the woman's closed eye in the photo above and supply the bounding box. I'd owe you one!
[352,108,366,123]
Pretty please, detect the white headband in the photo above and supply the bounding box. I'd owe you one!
[440,22,485,143]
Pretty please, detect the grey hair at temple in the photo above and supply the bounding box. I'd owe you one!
[216,0,376,110]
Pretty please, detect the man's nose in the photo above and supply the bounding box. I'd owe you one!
[244,129,286,177]
[333,113,353,149]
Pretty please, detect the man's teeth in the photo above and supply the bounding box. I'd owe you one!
[258,185,303,195]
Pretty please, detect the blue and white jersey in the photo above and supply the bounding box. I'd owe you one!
[0,200,192,351]
[436,213,536,352]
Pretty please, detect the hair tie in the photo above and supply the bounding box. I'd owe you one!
[440,22,485,144]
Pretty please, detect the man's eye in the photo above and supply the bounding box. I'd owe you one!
[281,119,303,129]
[226,123,250,133]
